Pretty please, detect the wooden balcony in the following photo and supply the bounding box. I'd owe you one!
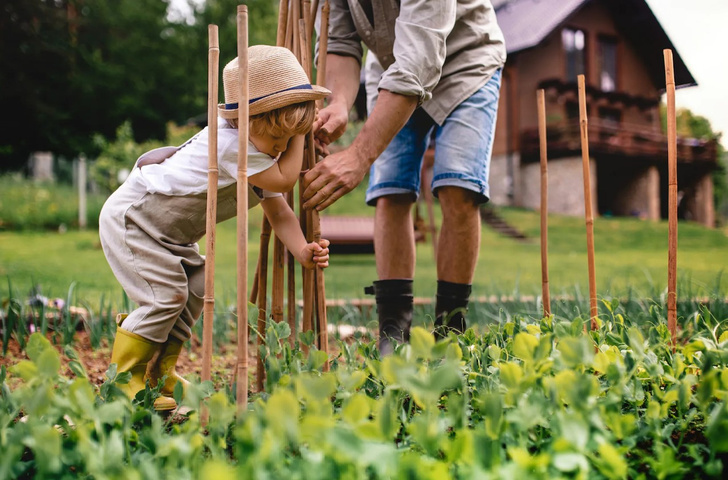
[520,120,718,165]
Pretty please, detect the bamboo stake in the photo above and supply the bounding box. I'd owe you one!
[316,0,330,110]
[271,237,285,325]
[255,218,272,392]
[235,4,249,414]
[285,0,294,50]
[291,0,301,59]
[303,0,312,48]
[308,0,320,45]
[297,19,316,350]
[201,24,219,426]
[664,49,678,348]
[286,191,297,347]
[276,0,289,48]
[299,18,329,364]
[577,75,598,331]
[537,89,551,318]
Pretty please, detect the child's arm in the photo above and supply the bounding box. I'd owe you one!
[249,135,305,193]
[260,196,330,269]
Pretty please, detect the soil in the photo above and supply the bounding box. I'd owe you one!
[0,330,257,389]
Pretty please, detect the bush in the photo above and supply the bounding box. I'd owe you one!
[90,121,200,194]
[0,174,106,231]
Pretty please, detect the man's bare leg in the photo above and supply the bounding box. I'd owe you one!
[434,186,481,336]
[370,194,416,354]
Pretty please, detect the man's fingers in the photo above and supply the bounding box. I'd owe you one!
[314,187,347,211]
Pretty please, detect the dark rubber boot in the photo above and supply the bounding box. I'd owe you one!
[433,280,472,340]
[365,279,413,356]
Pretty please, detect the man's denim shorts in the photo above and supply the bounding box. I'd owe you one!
[365,69,502,206]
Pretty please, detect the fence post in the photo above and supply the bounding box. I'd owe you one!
[78,154,87,230]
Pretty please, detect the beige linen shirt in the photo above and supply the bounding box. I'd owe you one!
[326,0,506,125]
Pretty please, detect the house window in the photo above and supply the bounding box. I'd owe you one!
[562,28,586,81]
[599,37,618,92]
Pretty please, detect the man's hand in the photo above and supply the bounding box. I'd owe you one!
[302,146,370,211]
[313,102,350,149]
[299,239,331,269]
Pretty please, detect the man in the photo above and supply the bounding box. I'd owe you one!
[303,0,506,354]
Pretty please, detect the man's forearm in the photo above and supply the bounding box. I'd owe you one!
[350,89,418,167]
[326,54,362,112]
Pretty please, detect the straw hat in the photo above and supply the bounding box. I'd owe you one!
[219,45,330,119]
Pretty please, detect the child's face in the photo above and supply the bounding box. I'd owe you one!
[250,131,294,158]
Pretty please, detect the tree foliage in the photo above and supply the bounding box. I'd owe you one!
[0,0,278,172]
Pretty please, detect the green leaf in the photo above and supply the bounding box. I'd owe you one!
[597,443,628,479]
[342,393,370,425]
[25,333,52,363]
[499,362,523,389]
[410,327,435,359]
[557,336,594,368]
[513,332,539,362]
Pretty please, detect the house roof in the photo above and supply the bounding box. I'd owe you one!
[495,0,697,89]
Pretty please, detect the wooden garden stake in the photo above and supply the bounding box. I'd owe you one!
[201,24,219,426]
[298,18,316,345]
[255,218,272,392]
[537,89,551,318]
[316,1,330,111]
[664,49,678,348]
[235,4,249,413]
[276,0,289,48]
[577,75,598,331]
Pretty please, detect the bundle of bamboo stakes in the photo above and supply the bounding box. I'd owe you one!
[536,50,680,349]
[201,1,332,417]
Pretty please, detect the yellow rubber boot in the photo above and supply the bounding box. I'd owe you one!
[150,337,190,399]
[109,325,177,411]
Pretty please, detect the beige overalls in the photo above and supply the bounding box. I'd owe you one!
[99,147,261,343]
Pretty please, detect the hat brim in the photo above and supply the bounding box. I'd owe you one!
[218,85,330,119]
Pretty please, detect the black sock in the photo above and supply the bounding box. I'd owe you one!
[434,280,471,338]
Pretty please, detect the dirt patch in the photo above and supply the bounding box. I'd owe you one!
[0,328,353,390]
[0,330,255,389]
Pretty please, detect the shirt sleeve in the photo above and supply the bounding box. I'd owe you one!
[218,136,277,181]
[326,0,364,64]
[378,0,457,105]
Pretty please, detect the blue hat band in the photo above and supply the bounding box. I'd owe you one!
[224,84,313,110]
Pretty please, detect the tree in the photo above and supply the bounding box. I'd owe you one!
[0,0,280,173]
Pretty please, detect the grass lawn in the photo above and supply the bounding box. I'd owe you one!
[1,181,727,311]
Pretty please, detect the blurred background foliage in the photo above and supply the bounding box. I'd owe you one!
[0,0,279,172]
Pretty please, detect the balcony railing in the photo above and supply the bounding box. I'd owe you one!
[520,120,718,164]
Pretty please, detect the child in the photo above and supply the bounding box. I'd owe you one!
[99,45,331,411]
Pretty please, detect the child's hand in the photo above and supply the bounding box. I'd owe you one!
[299,239,330,270]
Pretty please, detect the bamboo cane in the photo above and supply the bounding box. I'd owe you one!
[316,1,330,111]
[255,218,272,392]
[276,0,289,48]
[537,89,551,318]
[201,24,219,426]
[291,0,301,59]
[303,1,312,48]
[297,18,316,349]
[664,49,678,348]
[286,191,297,347]
[285,0,294,50]
[308,0,320,45]
[577,75,598,331]
[271,236,285,325]
[235,4,249,414]
[308,8,331,362]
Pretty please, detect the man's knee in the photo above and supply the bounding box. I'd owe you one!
[375,193,415,212]
[438,187,480,219]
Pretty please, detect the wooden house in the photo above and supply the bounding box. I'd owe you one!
[490,0,718,226]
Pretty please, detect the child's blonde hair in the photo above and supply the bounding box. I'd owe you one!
[227,101,316,137]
